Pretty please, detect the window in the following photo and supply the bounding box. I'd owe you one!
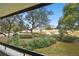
[0,3,79,56]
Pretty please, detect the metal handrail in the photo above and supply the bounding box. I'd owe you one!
[0,42,44,56]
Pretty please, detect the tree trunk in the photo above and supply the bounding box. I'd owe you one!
[8,23,11,38]
[30,29,34,39]
[8,31,10,38]
[3,33,6,37]
[40,28,42,34]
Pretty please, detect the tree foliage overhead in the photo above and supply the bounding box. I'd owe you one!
[0,5,53,38]
[14,7,53,37]
[58,3,79,30]
[0,16,16,37]
[14,14,26,31]
[24,7,53,32]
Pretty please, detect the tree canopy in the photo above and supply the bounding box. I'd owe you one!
[58,3,79,30]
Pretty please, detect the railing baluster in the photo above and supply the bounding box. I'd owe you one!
[23,53,25,56]
[5,46,6,50]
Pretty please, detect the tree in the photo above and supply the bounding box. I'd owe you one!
[63,4,79,30]
[0,16,15,38]
[12,24,20,33]
[14,14,26,33]
[15,7,53,38]
[58,4,79,35]
[0,18,6,37]
[45,24,53,30]
[24,8,53,38]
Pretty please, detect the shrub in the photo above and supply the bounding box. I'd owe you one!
[34,33,48,37]
[76,37,79,42]
[19,33,48,39]
[61,35,76,42]
[19,40,27,48]
[56,35,78,42]
[26,36,56,50]
[6,34,20,47]
[19,34,32,39]
[58,29,66,37]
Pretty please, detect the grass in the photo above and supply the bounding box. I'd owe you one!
[35,41,79,56]
[26,36,56,50]
[0,30,79,56]
[19,32,48,39]
[68,31,79,37]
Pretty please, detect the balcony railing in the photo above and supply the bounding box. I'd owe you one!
[0,42,44,56]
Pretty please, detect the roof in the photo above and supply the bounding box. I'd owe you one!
[0,3,38,18]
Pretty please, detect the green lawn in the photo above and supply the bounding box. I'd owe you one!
[34,41,79,56]
[1,32,79,56]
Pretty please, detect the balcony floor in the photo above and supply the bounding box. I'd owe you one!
[0,51,8,56]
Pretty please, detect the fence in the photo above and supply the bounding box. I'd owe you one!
[0,42,44,56]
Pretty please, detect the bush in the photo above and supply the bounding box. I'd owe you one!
[19,40,27,48]
[62,35,76,42]
[6,34,20,47]
[19,34,32,39]
[58,29,66,37]
[0,32,3,34]
[19,33,48,39]
[76,37,79,42]
[26,36,56,50]
[34,33,48,37]
[56,35,78,42]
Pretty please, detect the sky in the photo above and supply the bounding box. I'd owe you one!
[46,3,66,28]
[21,3,66,28]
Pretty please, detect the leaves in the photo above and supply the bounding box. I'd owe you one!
[58,4,79,30]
